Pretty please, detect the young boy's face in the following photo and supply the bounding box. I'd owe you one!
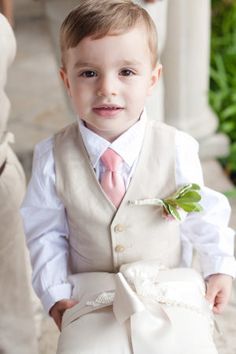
[61,23,161,141]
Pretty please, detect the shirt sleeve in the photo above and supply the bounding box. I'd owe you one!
[20,138,72,313]
[175,130,236,278]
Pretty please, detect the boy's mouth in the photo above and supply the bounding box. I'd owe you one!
[93,104,124,117]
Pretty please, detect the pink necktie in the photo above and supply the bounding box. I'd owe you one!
[100,148,126,207]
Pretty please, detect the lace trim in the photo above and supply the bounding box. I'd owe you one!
[86,291,115,307]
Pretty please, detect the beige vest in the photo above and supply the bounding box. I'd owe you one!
[54,121,181,274]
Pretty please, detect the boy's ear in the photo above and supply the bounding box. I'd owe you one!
[147,63,162,96]
[60,67,72,97]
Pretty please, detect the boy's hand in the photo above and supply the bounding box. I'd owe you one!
[205,274,233,314]
[50,299,78,331]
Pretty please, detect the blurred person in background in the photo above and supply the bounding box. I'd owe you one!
[0,13,37,354]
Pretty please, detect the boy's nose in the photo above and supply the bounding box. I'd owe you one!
[96,76,117,97]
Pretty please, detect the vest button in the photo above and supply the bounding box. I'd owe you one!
[115,245,125,253]
[114,224,125,233]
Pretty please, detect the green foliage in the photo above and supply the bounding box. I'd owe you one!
[210,0,236,182]
[130,184,203,221]
[224,188,236,198]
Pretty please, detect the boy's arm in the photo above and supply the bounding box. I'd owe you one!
[181,186,236,278]
[176,131,236,311]
[181,187,235,313]
[20,138,72,314]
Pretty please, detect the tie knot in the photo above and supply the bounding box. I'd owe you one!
[101,148,123,172]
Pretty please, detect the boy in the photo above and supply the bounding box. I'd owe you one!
[21,1,235,353]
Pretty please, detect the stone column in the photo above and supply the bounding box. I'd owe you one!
[162,0,229,159]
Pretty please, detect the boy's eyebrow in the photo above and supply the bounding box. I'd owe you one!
[73,59,143,69]
[74,61,95,69]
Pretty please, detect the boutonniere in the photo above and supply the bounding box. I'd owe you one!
[129,183,203,221]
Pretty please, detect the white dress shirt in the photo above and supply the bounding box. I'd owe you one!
[21,112,236,313]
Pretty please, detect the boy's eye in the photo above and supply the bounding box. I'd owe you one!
[119,69,135,76]
[80,70,97,78]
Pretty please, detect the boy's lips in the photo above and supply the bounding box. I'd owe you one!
[92,104,124,117]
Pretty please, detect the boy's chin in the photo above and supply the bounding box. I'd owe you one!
[82,115,141,140]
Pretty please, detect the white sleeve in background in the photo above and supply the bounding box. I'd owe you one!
[20,138,72,314]
[176,130,236,278]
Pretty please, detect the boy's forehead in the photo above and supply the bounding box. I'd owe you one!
[85,24,148,46]
[67,24,151,66]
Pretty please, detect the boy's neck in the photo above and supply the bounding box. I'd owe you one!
[82,123,127,142]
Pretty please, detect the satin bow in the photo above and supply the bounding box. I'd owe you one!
[62,262,213,354]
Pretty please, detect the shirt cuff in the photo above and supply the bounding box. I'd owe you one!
[40,283,73,314]
[200,255,236,279]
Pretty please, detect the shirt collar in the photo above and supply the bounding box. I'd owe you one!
[78,110,147,169]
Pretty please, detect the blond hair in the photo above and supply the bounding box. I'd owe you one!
[60,0,158,68]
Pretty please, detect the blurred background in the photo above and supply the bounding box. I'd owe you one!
[0,0,236,353]
[210,0,236,190]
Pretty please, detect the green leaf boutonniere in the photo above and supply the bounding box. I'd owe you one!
[129,183,203,221]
